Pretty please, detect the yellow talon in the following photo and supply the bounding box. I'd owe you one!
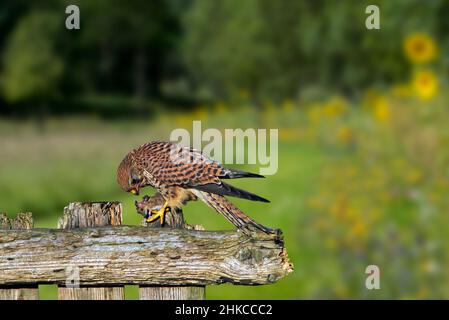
[146,201,169,225]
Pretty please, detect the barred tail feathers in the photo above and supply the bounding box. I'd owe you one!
[192,190,274,234]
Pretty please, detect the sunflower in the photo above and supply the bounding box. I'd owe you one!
[403,33,438,64]
[412,69,439,100]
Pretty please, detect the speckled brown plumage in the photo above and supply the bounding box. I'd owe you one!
[117,141,273,233]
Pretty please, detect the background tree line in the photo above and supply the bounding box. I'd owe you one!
[0,0,448,117]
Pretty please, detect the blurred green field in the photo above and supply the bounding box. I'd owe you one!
[1,88,449,299]
[0,116,318,299]
[2,1,449,300]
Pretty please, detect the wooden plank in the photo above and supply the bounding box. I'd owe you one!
[0,288,39,300]
[136,193,206,300]
[58,287,124,300]
[57,202,124,300]
[57,202,122,229]
[0,226,292,286]
[139,286,205,300]
[0,212,38,300]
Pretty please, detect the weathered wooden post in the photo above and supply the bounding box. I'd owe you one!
[57,202,124,300]
[135,193,206,300]
[0,201,293,300]
[0,212,38,300]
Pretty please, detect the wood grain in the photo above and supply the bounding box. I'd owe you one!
[0,212,38,300]
[136,193,205,299]
[58,287,124,300]
[0,226,293,286]
[0,287,38,300]
[139,286,205,300]
[58,202,122,229]
[57,202,124,300]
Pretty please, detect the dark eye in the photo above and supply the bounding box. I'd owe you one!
[131,177,141,184]
[130,170,142,185]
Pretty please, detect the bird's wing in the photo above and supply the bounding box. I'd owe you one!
[135,141,223,185]
[134,141,268,202]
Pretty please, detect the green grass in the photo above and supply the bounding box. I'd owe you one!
[1,118,322,299]
[2,102,448,299]
[33,141,321,299]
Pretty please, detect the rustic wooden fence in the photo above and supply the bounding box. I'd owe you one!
[0,201,293,300]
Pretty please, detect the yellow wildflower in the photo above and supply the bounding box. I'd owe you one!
[280,128,300,141]
[308,195,325,210]
[337,126,353,144]
[307,104,322,123]
[412,69,439,100]
[363,89,379,108]
[405,168,422,184]
[416,287,429,299]
[363,90,389,122]
[350,221,367,238]
[214,102,228,114]
[373,96,390,122]
[391,83,412,98]
[175,112,195,127]
[403,33,438,64]
[282,99,295,114]
[323,96,347,118]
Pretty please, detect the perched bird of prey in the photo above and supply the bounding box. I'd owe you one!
[117,141,273,233]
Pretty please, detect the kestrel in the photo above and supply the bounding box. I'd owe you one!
[117,141,273,233]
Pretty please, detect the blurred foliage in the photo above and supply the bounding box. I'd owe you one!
[1,0,449,300]
[301,95,449,298]
[183,0,449,101]
[2,81,449,298]
[1,10,63,103]
[1,1,449,113]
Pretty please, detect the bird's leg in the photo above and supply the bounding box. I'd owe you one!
[146,201,170,225]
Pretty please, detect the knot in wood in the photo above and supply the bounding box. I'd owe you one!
[237,248,252,261]
[267,273,277,283]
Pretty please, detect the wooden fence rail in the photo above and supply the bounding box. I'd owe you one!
[0,201,293,300]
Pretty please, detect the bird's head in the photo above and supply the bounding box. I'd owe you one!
[117,153,144,196]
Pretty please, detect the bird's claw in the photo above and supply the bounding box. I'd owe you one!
[145,209,165,225]
[145,201,169,225]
